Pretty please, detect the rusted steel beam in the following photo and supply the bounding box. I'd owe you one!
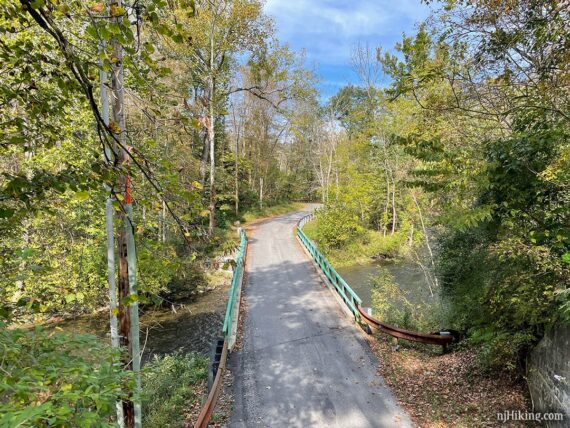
[194,339,229,428]
[358,306,454,345]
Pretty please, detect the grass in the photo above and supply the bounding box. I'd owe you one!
[142,352,209,427]
[241,201,305,224]
[302,218,408,268]
[300,217,319,239]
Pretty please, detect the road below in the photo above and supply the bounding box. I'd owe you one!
[229,207,411,428]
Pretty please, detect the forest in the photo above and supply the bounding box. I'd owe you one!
[0,0,568,426]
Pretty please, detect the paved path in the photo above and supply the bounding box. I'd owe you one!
[229,207,411,428]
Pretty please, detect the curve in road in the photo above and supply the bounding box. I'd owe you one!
[229,207,411,428]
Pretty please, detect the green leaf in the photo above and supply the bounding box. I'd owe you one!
[0,208,15,218]
[74,191,90,201]
[144,42,155,53]
[30,0,45,9]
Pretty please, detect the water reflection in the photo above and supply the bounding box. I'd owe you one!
[337,259,436,309]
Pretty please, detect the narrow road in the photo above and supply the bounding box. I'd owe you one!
[229,207,411,428]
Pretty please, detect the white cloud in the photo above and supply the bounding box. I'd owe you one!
[264,0,430,66]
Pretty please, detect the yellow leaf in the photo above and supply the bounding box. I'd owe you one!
[110,4,125,17]
[108,121,120,134]
[89,2,104,13]
[74,191,90,201]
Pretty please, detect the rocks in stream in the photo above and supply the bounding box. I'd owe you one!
[371,253,394,261]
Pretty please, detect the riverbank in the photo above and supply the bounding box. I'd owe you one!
[302,219,408,268]
[303,217,440,332]
[42,270,232,359]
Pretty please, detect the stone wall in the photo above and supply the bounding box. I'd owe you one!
[527,323,570,427]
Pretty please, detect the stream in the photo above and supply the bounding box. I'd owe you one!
[337,259,436,310]
[45,278,231,364]
[48,257,435,363]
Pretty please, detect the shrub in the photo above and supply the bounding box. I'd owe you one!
[438,227,566,372]
[466,329,535,374]
[142,352,208,428]
[314,205,363,251]
[0,326,131,427]
[371,269,410,326]
[370,268,440,332]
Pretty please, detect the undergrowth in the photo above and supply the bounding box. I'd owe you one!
[142,352,208,427]
[303,218,409,268]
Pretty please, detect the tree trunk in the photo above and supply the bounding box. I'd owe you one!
[200,132,209,184]
[390,172,397,235]
[208,37,216,236]
[259,176,263,210]
[383,167,390,236]
[99,27,123,425]
[125,202,141,427]
[235,136,239,217]
[162,200,166,242]
[231,104,240,217]
[411,192,439,293]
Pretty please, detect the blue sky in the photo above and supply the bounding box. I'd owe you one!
[264,0,431,99]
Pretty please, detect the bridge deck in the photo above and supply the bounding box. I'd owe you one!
[229,207,411,428]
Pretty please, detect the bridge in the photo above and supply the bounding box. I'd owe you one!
[196,206,453,427]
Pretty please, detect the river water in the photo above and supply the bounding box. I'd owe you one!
[45,278,231,364]
[48,255,434,361]
[337,259,436,310]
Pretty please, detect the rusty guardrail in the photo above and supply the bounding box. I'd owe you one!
[357,306,453,345]
[194,340,228,428]
[194,229,247,428]
[297,212,456,348]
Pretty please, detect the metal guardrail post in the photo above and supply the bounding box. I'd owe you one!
[296,214,362,318]
[296,213,455,347]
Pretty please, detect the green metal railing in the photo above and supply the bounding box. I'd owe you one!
[297,212,455,347]
[222,229,247,338]
[297,213,362,318]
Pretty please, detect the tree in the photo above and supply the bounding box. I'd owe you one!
[174,0,271,234]
[377,0,570,370]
